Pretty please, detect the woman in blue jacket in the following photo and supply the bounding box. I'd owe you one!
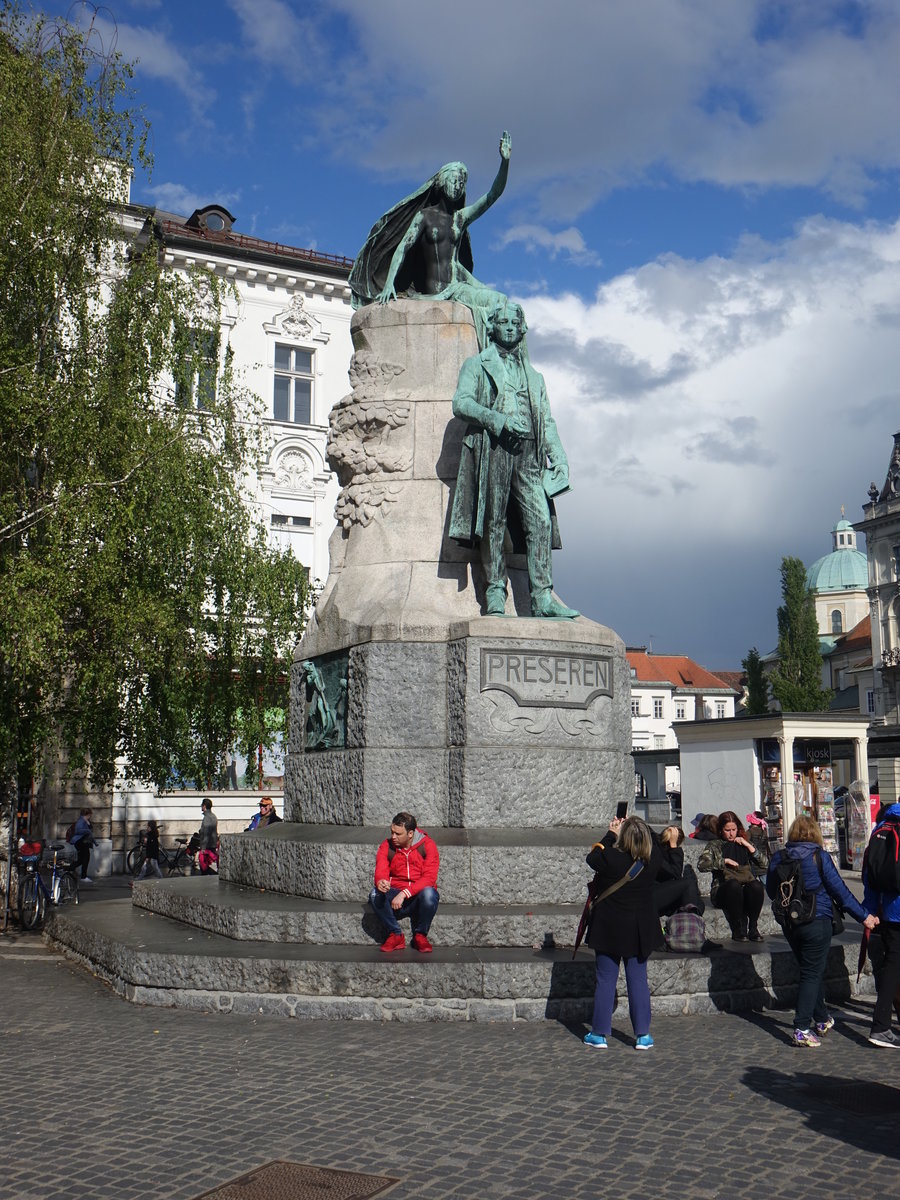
[767,814,877,1047]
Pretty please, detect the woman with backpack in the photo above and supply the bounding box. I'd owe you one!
[583,816,663,1051]
[767,814,877,1048]
[698,811,768,942]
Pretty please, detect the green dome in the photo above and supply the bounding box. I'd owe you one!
[806,546,867,592]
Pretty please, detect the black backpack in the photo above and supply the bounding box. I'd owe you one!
[770,848,823,929]
[864,818,900,893]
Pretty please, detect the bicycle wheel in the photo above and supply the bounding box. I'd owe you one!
[172,848,192,876]
[58,871,78,906]
[126,846,141,875]
[156,849,171,876]
[18,876,45,930]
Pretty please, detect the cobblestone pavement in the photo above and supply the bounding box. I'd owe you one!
[1,914,898,1200]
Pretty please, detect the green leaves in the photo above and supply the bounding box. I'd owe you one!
[769,556,832,714]
[0,4,310,793]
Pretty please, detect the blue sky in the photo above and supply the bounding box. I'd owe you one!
[40,0,900,669]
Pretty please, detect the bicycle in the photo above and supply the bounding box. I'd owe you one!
[17,842,79,930]
[126,831,194,876]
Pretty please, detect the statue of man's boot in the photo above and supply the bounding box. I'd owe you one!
[485,583,508,616]
[531,588,579,619]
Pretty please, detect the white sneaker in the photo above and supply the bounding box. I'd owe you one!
[81,876,93,884]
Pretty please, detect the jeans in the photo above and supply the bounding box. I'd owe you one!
[135,856,163,881]
[715,878,764,934]
[872,921,900,1034]
[74,840,91,880]
[591,953,651,1038]
[369,887,440,936]
[785,917,832,1031]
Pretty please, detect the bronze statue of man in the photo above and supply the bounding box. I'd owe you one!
[449,300,579,619]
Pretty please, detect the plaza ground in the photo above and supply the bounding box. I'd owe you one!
[1,883,897,1200]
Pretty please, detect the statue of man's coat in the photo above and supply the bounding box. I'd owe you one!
[448,343,565,554]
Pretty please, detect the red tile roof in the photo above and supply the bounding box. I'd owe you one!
[626,650,739,692]
[834,613,871,652]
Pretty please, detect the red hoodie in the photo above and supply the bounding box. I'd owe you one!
[374,830,439,900]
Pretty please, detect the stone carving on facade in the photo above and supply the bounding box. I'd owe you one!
[327,350,412,528]
[484,693,601,739]
[265,294,329,344]
[274,449,314,492]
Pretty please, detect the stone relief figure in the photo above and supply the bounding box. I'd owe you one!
[449,299,579,620]
[300,659,341,749]
[349,132,511,347]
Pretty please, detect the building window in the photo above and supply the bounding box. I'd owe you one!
[831,609,843,634]
[653,698,664,719]
[176,329,218,410]
[631,699,641,717]
[675,701,686,720]
[715,701,726,719]
[273,345,313,424]
[867,689,876,714]
[271,515,312,528]
[653,735,665,749]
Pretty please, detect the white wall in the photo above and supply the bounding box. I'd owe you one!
[678,740,759,822]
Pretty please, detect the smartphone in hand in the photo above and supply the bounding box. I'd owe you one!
[615,801,628,820]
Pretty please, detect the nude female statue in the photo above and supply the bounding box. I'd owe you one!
[349,132,511,345]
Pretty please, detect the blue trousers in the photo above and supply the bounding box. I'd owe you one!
[591,952,651,1038]
[369,887,439,936]
[785,917,832,1031]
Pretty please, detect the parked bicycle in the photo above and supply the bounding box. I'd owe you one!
[17,841,79,930]
[126,830,194,876]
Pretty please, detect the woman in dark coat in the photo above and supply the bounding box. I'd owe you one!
[654,825,705,917]
[698,810,768,942]
[584,816,664,1051]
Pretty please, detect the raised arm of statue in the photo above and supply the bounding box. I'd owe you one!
[376,212,425,305]
[457,131,511,229]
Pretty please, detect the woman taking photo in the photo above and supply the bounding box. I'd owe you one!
[698,811,768,942]
[767,814,877,1047]
[583,816,663,1051]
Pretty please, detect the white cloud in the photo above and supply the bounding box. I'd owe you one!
[312,1,900,215]
[144,182,241,217]
[496,224,601,266]
[86,15,216,123]
[517,213,900,656]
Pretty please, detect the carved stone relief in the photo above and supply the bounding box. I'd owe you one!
[274,449,314,492]
[265,295,328,343]
[484,693,602,739]
[327,350,412,529]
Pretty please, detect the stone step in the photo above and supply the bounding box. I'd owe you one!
[133,876,581,947]
[131,875,783,946]
[45,900,876,1023]
[218,823,602,906]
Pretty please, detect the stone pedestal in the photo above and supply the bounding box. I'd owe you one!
[250,299,633,917]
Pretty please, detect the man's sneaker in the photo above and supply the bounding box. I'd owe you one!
[634,1035,654,1051]
[583,1033,608,1049]
[868,1028,900,1048]
[379,932,405,953]
[792,1028,821,1047]
[411,932,433,953]
[815,1017,835,1037]
[81,877,93,885]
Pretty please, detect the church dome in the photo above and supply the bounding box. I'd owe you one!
[806,517,867,593]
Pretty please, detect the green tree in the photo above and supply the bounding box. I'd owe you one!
[741,646,769,715]
[0,4,311,806]
[768,557,832,712]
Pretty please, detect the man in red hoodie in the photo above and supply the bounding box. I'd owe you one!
[371,811,440,953]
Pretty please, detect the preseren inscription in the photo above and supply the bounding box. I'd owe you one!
[479,648,613,710]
